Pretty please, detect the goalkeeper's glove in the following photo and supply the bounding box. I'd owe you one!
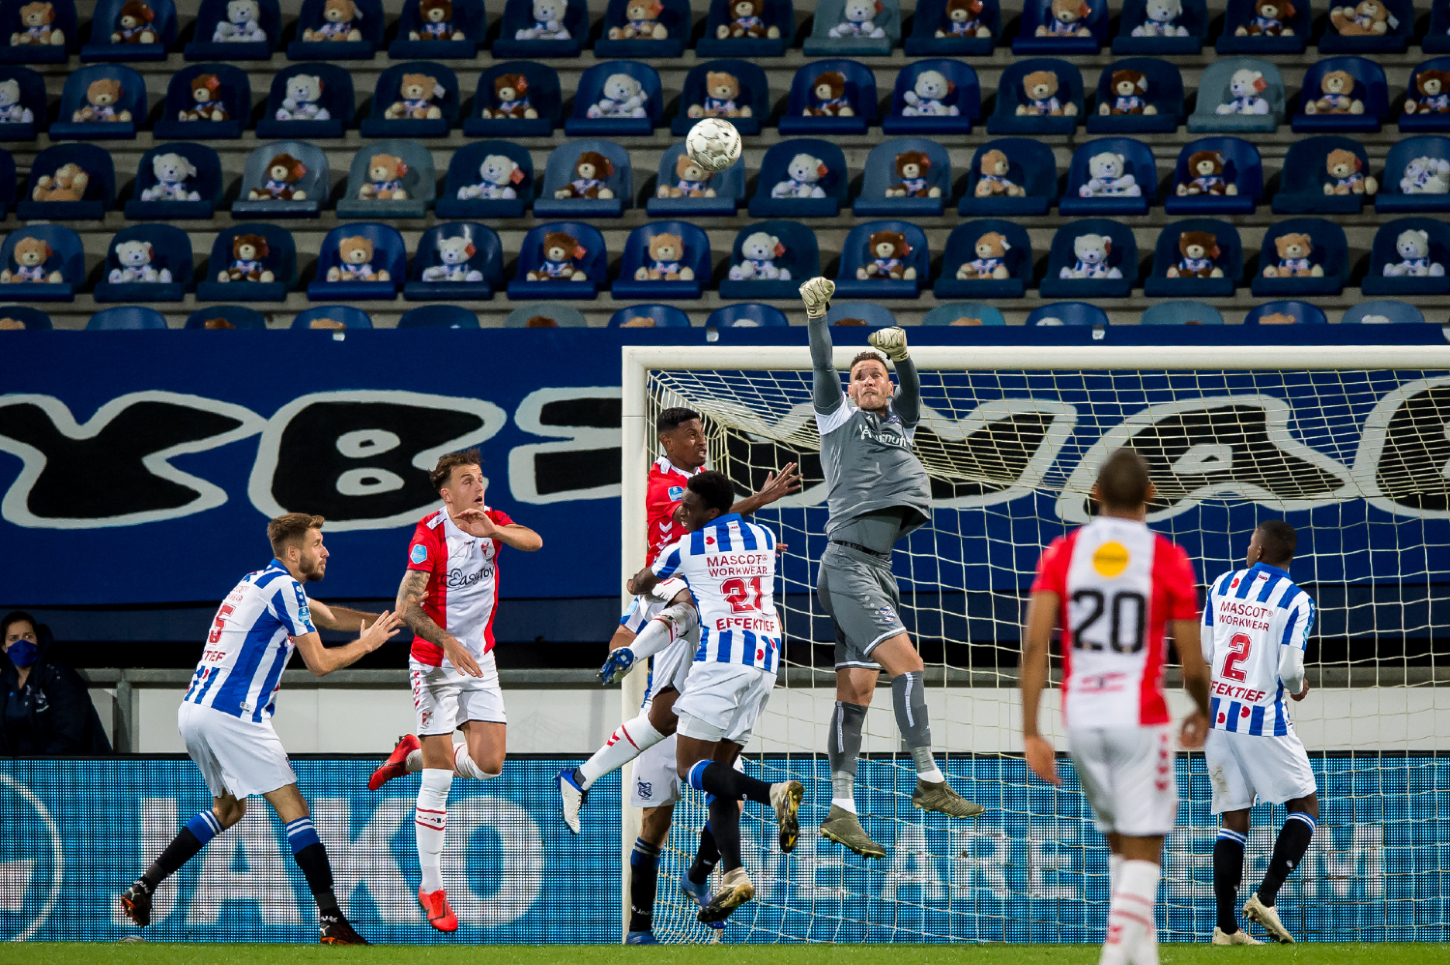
[597,646,635,686]
[799,277,835,319]
[868,326,910,362]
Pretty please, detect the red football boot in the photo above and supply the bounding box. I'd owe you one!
[368,733,421,791]
[419,887,458,932]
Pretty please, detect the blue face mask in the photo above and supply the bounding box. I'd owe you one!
[6,638,37,669]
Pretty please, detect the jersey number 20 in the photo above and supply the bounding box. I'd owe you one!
[1070,589,1146,653]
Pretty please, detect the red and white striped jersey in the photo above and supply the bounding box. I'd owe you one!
[1031,517,1199,729]
[405,504,514,667]
[646,455,703,565]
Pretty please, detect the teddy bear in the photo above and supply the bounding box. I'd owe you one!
[218,234,273,282]
[248,153,308,200]
[111,0,156,43]
[213,0,266,41]
[72,79,130,123]
[936,0,989,37]
[0,80,33,124]
[357,154,408,200]
[1017,70,1076,116]
[1080,153,1141,197]
[727,232,789,281]
[1256,312,1296,324]
[108,240,172,284]
[411,0,466,39]
[0,317,27,328]
[303,0,363,41]
[1324,149,1378,195]
[1261,233,1322,277]
[657,153,717,198]
[974,149,1025,196]
[829,0,885,37]
[140,152,200,201]
[902,69,959,116]
[804,72,853,116]
[955,232,1011,280]
[1099,70,1157,116]
[1382,229,1445,277]
[1403,70,1450,115]
[689,71,752,118]
[421,236,484,282]
[1304,71,1363,114]
[884,151,941,198]
[180,75,229,122]
[527,231,589,281]
[1216,69,1269,115]
[481,74,537,119]
[385,73,445,120]
[1176,150,1238,196]
[275,75,329,122]
[1400,156,1450,194]
[1,237,60,283]
[857,230,916,280]
[635,233,695,281]
[1235,0,1294,35]
[1036,0,1092,36]
[200,318,235,328]
[30,163,88,202]
[717,0,779,38]
[1059,234,1122,278]
[327,236,389,282]
[1165,231,1222,278]
[11,1,62,45]
[457,155,522,200]
[514,0,570,39]
[1131,0,1187,35]
[587,73,647,118]
[771,154,828,198]
[1329,0,1393,35]
[554,152,615,199]
[609,0,668,39]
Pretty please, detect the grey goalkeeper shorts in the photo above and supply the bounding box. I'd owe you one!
[817,541,904,670]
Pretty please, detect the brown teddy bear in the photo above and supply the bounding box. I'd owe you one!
[181,74,229,122]
[308,318,346,329]
[688,71,751,119]
[804,71,853,116]
[1166,231,1223,278]
[1235,0,1294,35]
[111,0,156,43]
[1017,70,1076,116]
[1100,69,1157,116]
[635,233,694,281]
[717,0,780,38]
[1176,150,1238,196]
[1257,312,1297,324]
[219,234,274,282]
[975,148,1025,196]
[657,153,717,198]
[249,153,308,200]
[410,0,465,40]
[385,73,444,120]
[31,163,88,202]
[527,231,588,281]
[303,0,363,41]
[1036,0,1091,36]
[358,153,409,199]
[481,74,537,119]
[1305,70,1363,114]
[554,152,615,199]
[2,237,61,283]
[609,0,668,39]
[1324,148,1378,195]
[858,230,915,280]
[936,0,989,37]
[12,2,63,45]
[1329,0,1391,35]
[327,236,389,282]
[1262,233,1323,277]
[72,78,130,122]
[1403,70,1450,114]
[525,315,558,327]
[884,151,940,198]
[955,232,1011,280]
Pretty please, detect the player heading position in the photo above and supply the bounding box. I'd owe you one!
[1022,449,1211,965]
[798,277,983,860]
[121,514,402,945]
[366,449,542,932]
[1203,520,1317,945]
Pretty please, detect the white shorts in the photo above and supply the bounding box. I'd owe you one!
[178,701,296,799]
[410,650,506,736]
[1205,728,1317,813]
[629,734,682,809]
[673,661,776,746]
[618,580,689,635]
[1067,724,1178,837]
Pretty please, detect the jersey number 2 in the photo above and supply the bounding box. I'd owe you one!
[1222,632,1252,681]
[722,577,763,613]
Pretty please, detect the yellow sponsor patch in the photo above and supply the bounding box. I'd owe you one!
[1092,541,1129,577]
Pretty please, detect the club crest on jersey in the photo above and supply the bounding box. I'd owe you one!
[668,485,685,500]
[410,544,428,565]
[878,606,897,624]
[1092,541,1130,577]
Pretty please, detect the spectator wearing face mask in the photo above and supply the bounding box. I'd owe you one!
[1,611,112,755]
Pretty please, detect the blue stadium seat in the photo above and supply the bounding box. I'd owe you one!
[82,0,176,60]
[0,148,16,214]
[256,64,354,139]
[595,0,690,57]
[1026,302,1108,326]
[507,222,608,300]
[231,140,327,218]
[0,0,76,62]
[1318,0,1410,53]
[1187,57,1283,133]
[1111,0,1205,53]
[1251,217,1348,297]
[492,0,587,57]
[1143,218,1242,298]
[1426,0,1450,53]
[504,302,588,326]
[0,66,45,140]
[292,305,374,328]
[903,0,998,56]
[196,223,296,302]
[777,59,877,135]
[1243,301,1326,325]
[50,64,144,140]
[87,306,168,329]
[398,305,483,328]
[309,223,407,301]
[647,142,744,217]
[1039,218,1137,299]
[360,61,461,138]
[534,139,632,218]
[1293,56,1388,133]
[1376,136,1450,213]
[959,138,1057,216]
[609,304,693,327]
[697,0,792,56]
[404,222,503,301]
[464,62,560,138]
[287,0,383,59]
[1273,135,1374,214]
[1086,58,1183,133]
[18,142,114,220]
[853,137,950,217]
[1361,217,1450,297]
[670,59,768,136]
[186,0,281,60]
[93,223,193,303]
[803,0,901,55]
[1341,299,1425,324]
[1398,58,1450,133]
[1139,300,1224,324]
[1012,0,1107,54]
[0,305,52,328]
[0,225,83,301]
[613,221,711,300]
[923,302,1006,325]
[827,302,897,326]
[719,220,818,300]
[1165,136,1262,215]
[337,139,436,220]
[748,138,849,217]
[153,63,250,140]
[389,0,485,58]
[184,305,267,329]
[986,58,1083,135]
[1060,137,1157,216]
[436,140,535,219]
[1215,0,1307,53]
[882,59,980,135]
[935,219,1031,300]
[707,303,789,327]
[832,220,930,300]
[565,61,663,137]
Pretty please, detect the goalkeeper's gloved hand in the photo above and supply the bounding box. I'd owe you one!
[868,326,910,362]
[597,646,635,686]
[799,277,835,319]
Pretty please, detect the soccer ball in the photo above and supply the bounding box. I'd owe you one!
[685,118,742,173]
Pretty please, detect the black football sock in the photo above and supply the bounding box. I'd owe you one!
[628,837,661,933]
[687,760,772,804]
[140,810,224,892]
[287,818,340,917]
[1214,829,1246,933]
[707,797,742,873]
[1259,812,1316,906]
[688,821,720,886]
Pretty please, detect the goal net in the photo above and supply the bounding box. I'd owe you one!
[620,344,1450,945]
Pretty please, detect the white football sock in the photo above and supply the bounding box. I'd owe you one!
[404,749,423,773]
[453,741,498,780]
[1099,859,1160,965]
[415,769,452,893]
[631,603,696,661]
[830,796,858,814]
[1109,854,1123,895]
[579,712,665,789]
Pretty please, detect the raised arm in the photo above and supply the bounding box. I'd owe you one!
[800,277,843,414]
[732,462,803,517]
[868,327,919,426]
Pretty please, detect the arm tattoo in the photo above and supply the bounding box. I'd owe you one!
[396,569,451,646]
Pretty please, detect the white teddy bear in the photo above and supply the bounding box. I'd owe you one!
[901,70,959,116]
[829,0,886,37]
[213,0,267,41]
[108,240,173,284]
[587,73,647,118]
[457,155,521,200]
[515,0,571,39]
[1400,157,1450,195]
[1216,69,1270,115]
[1079,152,1141,197]
[771,154,829,198]
[1059,233,1123,278]
[1132,0,1188,36]
[141,152,201,201]
[728,232,791,281]
[1382,229,1445,277]
[276,74,330,121]
[0,79,33,124]
[421,236,485,282]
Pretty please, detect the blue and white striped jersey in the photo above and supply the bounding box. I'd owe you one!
[652,513,781,673]
[182,560,317,722]
[1203,561,1315,737]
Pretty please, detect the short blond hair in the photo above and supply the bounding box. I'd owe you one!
[267,513,324,557]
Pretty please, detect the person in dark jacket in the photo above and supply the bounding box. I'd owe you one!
[0,610,112,755]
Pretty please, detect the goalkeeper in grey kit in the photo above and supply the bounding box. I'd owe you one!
[799,277,985,860]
